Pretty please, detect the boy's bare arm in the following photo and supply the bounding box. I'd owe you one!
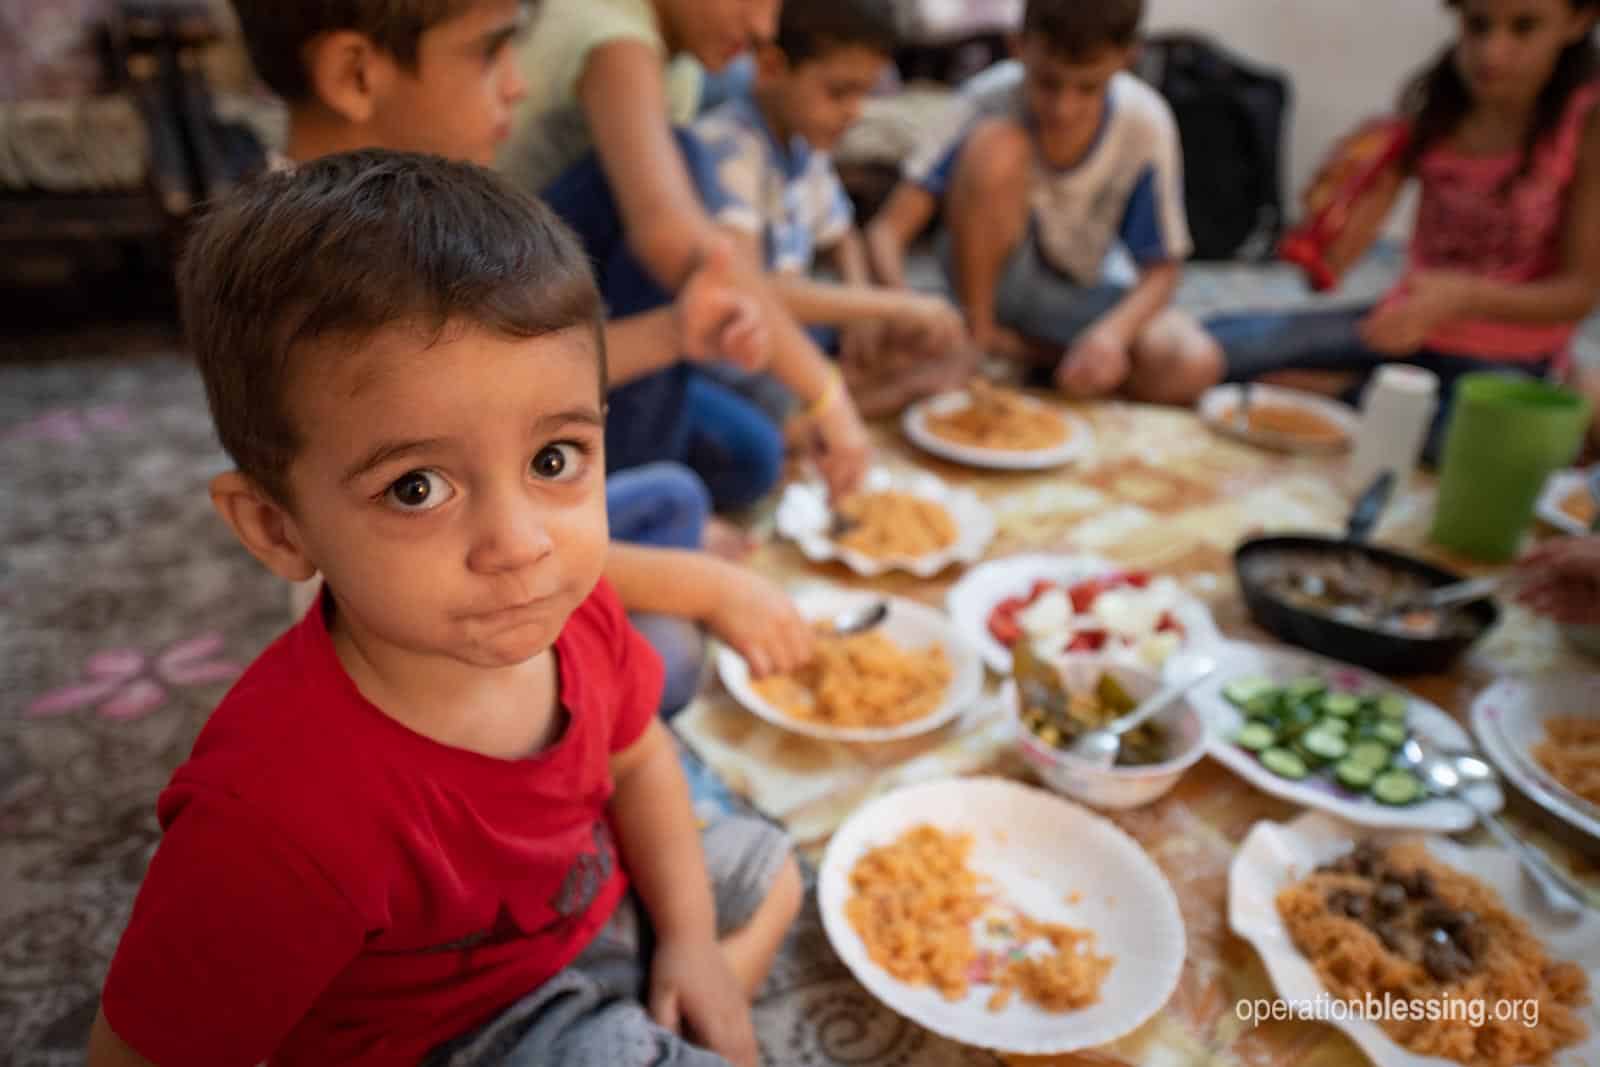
[580,41,869,494]
[830,230,873,287]
[604,544,812,676]
[610,721,757,1066]
[88,1011,156,1067]
[864,183,937,289]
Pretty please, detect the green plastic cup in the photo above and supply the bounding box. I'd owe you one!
[1430,374,1592,561]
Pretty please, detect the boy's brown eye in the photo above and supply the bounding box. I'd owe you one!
[394,473,431,505]
[532,443,581,481]
[385,469,453,511]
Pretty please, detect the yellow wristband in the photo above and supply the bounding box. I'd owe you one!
[807,366,843,420]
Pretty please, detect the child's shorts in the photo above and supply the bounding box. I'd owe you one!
[939,225,1126,367]
[426,815,792,1067]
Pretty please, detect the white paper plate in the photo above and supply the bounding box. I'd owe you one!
[1230,812,1600,1067]
[1472,675,1600,842]
[902,390,1094,471]
[1536,469,1596,536]
[715,586,984,743]
[1199,384,1358,454]
[945,553,1224,675]
[1190,642,1502,831]
[819,777,1185,1055]
[775,468,996,578]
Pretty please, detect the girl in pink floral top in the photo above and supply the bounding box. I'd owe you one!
[1207,0,1600,461]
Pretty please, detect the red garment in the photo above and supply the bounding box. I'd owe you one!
[101,580,663,1066]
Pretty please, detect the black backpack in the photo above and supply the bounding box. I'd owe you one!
[1135,33,1290,261]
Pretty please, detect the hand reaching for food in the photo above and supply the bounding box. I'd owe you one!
[1515,535,1600,625]
[702,565,814,678]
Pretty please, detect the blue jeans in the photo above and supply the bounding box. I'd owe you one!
[1205,304,1557,465]
[606,463,711,718]
[542,132,782,510]
[606,462,709,550]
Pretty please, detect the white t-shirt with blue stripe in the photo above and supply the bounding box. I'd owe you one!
[904,62,1192,286]
[692,95,855,275]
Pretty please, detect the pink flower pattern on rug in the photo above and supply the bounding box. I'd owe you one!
[25,635,243,721]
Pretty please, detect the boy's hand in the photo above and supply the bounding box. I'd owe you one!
[808,394,872,499]
[1359,271,1473,356]
[677,239,769,371]
[649,935,758,1067]
[1516,536,1600,625]
[890,294,967,354]
[1055,326,1131,398]
[840,320,888,372]
[704,567,813,677]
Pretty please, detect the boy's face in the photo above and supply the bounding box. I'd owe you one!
[282,323,609,670]
[372,0,528,165]
[1017,36,1132,163]
[668,0,779,72]
[766,45,887,153]
[1453,0,1594,108]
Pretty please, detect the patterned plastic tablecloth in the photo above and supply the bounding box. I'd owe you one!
[675,399,1599,1067]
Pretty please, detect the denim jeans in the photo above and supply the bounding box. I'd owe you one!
[605,463,711,718]
[1205,303,1557,465]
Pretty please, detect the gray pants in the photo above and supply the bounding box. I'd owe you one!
[427,816,791,1067]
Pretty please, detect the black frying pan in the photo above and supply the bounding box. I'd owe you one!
[1234,472,1500,675]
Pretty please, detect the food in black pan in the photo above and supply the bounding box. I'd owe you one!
[1244,550,1477,640]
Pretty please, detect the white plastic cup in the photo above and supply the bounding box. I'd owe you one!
[1347,365,1439,494]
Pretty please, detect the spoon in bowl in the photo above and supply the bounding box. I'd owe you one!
[829,600,888,637]
[1068,652,1218,767]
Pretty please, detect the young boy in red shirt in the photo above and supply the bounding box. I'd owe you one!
[86,152,801,1067]
[231,0,822,710]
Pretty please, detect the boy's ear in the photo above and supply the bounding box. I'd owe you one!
[302,30,400,125]
[210,471,319,583]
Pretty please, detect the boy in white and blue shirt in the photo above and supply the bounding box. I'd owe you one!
[689,0,979,417]
[867,0,1222,404]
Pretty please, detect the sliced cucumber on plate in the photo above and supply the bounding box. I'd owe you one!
[1225,676,1422,805]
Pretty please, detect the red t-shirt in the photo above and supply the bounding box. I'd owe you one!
[101,579,663,1066]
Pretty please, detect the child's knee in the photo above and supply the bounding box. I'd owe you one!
[767,854,804,927]
[953,120,1033,204]
[1131,318,1224,405]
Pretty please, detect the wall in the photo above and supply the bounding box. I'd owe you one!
[1145,0,1456,210]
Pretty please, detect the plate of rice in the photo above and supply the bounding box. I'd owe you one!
[1473,675,1600,842]
[775,467,996,578]
[818,777,1185,1055]
[902,382,1094,471]
[1231,812,1598,1067]
[715,586,984,743]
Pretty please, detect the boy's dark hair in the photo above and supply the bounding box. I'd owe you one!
[180,149,604,507]
[230,0,479,101]
[1022,0,1143,61]
[774,0,898,66]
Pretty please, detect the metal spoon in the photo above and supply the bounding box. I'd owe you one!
[1385,575,1505,616]
[829,600,888,637]
[1069,652,1218,767]
[1397,737,1589,919]
[1234,382,1254,432]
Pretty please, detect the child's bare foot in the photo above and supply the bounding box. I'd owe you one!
[704,517,755,560]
